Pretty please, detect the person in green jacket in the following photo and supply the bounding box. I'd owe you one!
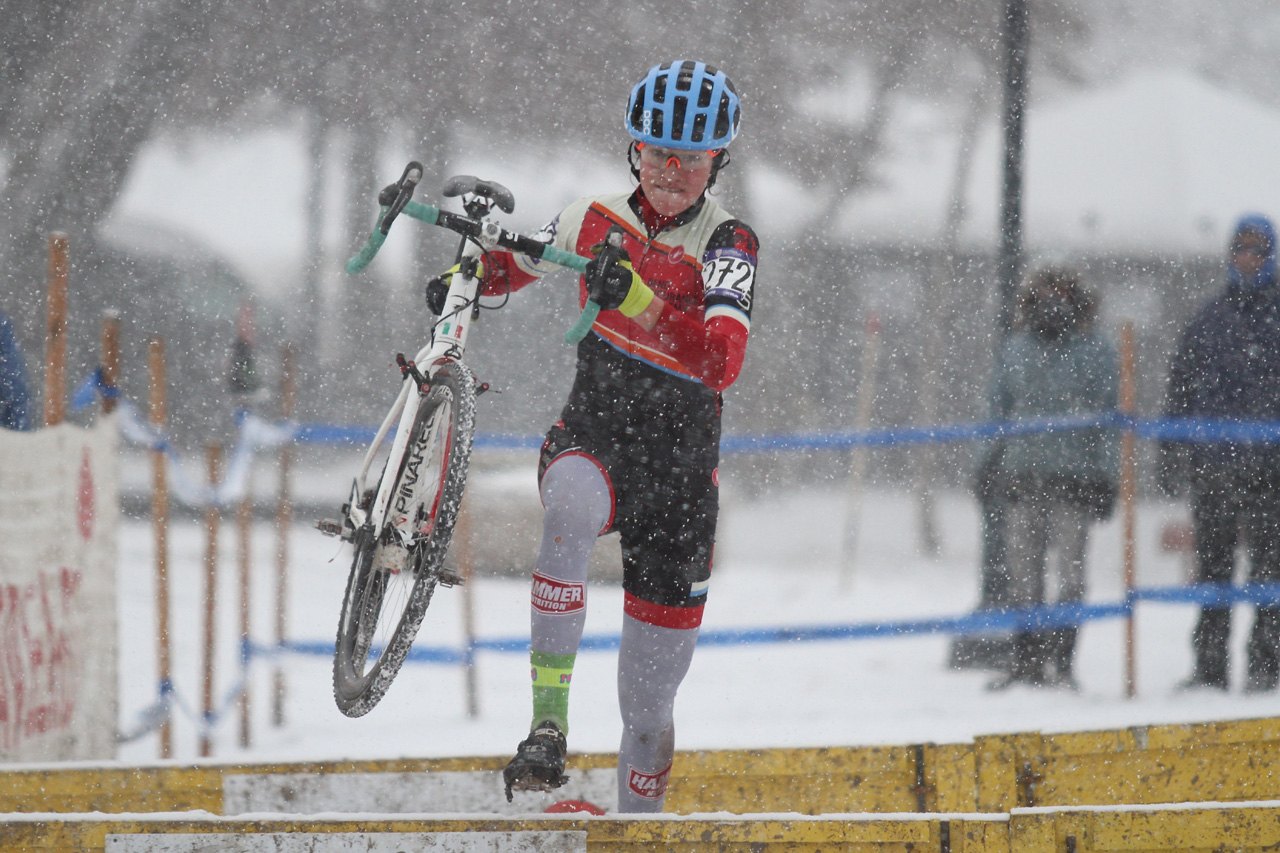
[987,267,1118,690]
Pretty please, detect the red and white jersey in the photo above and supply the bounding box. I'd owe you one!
[483,189,758,392]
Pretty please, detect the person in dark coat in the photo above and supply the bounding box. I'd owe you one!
[987,268,1118,690]
[0,310,31,431]
[1163,213,1280,692]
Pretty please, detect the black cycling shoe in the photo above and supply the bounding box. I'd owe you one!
[503,720,569,802]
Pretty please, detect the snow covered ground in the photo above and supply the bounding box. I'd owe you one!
[114,460,1280,766]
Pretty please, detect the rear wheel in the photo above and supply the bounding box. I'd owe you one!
[333,360,477,717]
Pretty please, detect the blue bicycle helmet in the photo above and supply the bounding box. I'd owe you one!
[626,60,740,150]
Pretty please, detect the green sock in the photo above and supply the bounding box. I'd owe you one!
[529,650,576,734]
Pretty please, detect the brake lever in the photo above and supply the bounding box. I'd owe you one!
[378,161,424,235]
[586,226,627,302]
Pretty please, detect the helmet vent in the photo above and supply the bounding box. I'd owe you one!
[691,112,707,143]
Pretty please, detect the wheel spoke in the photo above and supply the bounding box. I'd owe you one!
[332,361,477,717]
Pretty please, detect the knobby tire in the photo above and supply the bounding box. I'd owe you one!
[332,360,477,717]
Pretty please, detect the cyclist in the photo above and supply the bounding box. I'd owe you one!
[442,60,758,812]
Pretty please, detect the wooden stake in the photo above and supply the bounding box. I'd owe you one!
[457,495,479,719]
[148,339,172,758]
[200,444,222,758]
[101,311,120,415]
[44,232,69,427]
[237,463,253,749]
[840,313,882,590]
[272,344,296,727]
[1119,321,1138,699]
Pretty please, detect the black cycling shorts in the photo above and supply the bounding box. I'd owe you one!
[538,335,721,617]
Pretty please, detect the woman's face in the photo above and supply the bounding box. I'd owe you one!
[636,145,718,217]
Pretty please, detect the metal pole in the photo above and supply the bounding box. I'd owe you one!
[998,0,1029,336]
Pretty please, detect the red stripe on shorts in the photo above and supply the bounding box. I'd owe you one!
[624,591,704,629]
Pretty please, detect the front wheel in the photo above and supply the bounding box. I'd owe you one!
[333,360,477,717]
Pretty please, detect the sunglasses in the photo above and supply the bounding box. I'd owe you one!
[635,143,719,170]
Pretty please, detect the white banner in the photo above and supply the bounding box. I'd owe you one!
[223,768,617,815]
[0,416,119,761]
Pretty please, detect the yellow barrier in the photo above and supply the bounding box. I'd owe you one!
[6,805,1278,851]
[1010,801,1280,852]
[0,747,963,816]
[670,743,977,814]
[0,813,1010,852]
[2,715,1277,819]
[974,716,1280,812]
[0,754,605,815]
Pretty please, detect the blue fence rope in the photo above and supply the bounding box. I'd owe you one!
[125,545,1280,741]
[241,583,1280,672]
[112,390,1280,741]
[293,413,1280,453]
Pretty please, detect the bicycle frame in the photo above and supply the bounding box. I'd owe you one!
[346,255,483,547]
[339,166,601,548]
[330,167,611,716]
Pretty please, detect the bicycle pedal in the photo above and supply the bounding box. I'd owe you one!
[508,774,566,794]
[315,518,344,538]
[437,569,465,587]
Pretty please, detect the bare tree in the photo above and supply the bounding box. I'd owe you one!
[6,0,1266,441]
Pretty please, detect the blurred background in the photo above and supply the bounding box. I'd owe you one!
[4,0,1280,503]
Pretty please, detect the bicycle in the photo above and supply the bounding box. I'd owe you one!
[322,162,603,717]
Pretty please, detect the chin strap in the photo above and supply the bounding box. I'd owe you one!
[627,141,642,182]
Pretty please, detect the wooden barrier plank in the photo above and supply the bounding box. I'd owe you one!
[668,745,922,814]
[1089,717,1279,751]
[976,716,1280,811]
[4,714,1277,819]
[975,732,1042,812]
[0,817,584,852]
[0,745,963,817]
[954,818,1014,853]
[1011,801,1280,852]
[0,766,223,814]
[1007,811,1057,853]
[0,755,618,815]
[0,814,1010,851]
[589,815,943,846]
[927,742,979,813]
[1037,742,1279,808]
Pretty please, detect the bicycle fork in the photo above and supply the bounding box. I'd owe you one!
[320,261,483,556]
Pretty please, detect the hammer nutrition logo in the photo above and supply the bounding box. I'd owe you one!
[626,763,671,800]
[531,573,585,614]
